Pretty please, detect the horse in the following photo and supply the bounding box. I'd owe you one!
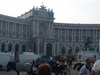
[6,61,37,75]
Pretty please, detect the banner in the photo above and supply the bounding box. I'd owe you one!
[55,43,58,55]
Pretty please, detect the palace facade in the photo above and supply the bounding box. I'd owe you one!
[0,5,100,58]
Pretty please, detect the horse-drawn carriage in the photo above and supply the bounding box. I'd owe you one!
[6,56,70,75]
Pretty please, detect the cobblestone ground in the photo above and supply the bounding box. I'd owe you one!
[0,68,79,75]
[70,68,79,75]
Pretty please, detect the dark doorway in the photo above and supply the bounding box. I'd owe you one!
[8,43,12,52]
[22,44,26,52]
[46,43,52,56]
[1,42,5,52]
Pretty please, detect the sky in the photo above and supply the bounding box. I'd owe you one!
[0,0,100,24]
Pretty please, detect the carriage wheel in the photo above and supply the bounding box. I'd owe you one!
[62,68,70,75]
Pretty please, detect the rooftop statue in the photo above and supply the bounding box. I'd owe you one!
[40,2,46,10]
[83,37,94,51]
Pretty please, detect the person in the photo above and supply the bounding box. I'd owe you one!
[37,63,52,75]
[89,60,100,75]
[58,60,67,70]
[79,58,92,75]
[90,57,96,68]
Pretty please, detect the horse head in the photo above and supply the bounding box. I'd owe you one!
[6,61,16,72]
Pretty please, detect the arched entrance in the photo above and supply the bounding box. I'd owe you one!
[61,46,65,55]
[46,43,52,56]
[1,42,5,52]
[22,44,26,52]
[15,44,19,61]
[68,46,72,55]
[75,47,79,53]
[8,43,12,52]
[15,44,19,52]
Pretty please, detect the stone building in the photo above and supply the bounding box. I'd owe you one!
[0,5,100,57]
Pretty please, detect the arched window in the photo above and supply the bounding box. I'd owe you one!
[15,44,19,52]
[75,47,79,53]
[68,46,72,55]
[1,42,5,52]
[8,43,12,52]
[61,46,65,55]
[22,44,26,52]
[46,43,52,56]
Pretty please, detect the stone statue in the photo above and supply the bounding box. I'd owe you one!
[83,37,94,51]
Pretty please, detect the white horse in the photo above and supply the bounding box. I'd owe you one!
[7,61,37,75]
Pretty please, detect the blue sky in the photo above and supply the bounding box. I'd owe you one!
[0,0,100,24]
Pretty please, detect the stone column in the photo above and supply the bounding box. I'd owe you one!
[5,43,8,52]
[52,22,54,37]
[58,28,60,40]
[15,23,16,37]
[33,20,35,37]
[65,29,67,41]
[1,21,2,36]
[12,43,15,52]
[72,29,74,41]
[96,30,97,42]
[93,29,95,42]
[86,29,87,38]
[79,29,81,42]
[5,22,7,36]
[0,21,1,36]
[89,29,90,37]
[7,22,9,37]
[37,39,40,54]
[44,41,46,55]
[25,25,27,38]
[0,42,1,52]
[61,28,62,41]
[67,29,68,41]
[19,45,22,53]
[22,24,23,38]
[36,20,39,36]
[49,22,51,37]
[52,43,55,56]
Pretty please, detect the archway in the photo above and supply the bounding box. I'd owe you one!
[61,46,65,55]
[15,44,19,52]
[22,44,26,52]
[46,43,52,56]
[8,43,12,52]
[68,46,72,55]
[75,47,79,53]
[15,44,19,61]
[1,42,5,52]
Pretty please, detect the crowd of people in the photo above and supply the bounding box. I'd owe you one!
[37,57,100,75]
[79,57,100,75]
[7,55,100,75]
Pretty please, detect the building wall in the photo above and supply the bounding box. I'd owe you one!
[54,23,100,55]
[0,6,100,57]
[0,14,30,53]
